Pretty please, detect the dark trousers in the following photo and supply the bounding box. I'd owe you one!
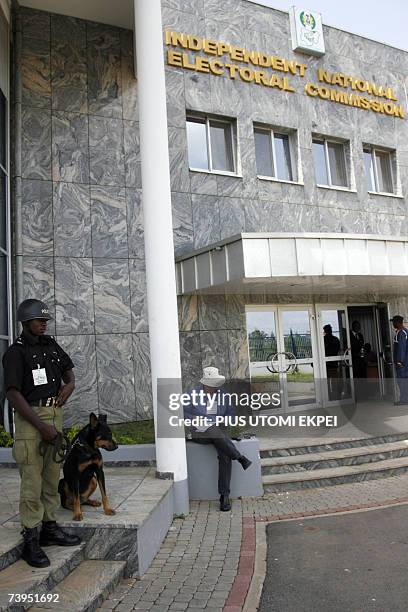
[191,426,241,496]
[397,375,408,403]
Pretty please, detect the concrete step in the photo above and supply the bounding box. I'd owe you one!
[261,439,408,474]
[0,543,85,612]
[259,431,408,458]
[28,560,126,612]
[0,528,24,573]
[262,455,408,492]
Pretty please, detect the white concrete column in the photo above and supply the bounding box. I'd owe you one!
[134,0,189,515]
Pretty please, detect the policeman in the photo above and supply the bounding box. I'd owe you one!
[2,299,80,568]
[391,315,408,406]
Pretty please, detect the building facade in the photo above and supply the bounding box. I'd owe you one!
[1,0,408,425]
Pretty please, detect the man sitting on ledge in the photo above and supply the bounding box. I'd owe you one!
[184,366,252,512]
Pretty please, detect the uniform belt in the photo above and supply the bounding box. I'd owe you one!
[30,396,57,407]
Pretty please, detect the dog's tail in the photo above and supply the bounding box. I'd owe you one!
[58,478,68,509]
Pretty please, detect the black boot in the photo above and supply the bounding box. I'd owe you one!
[21,527,50,568]
[39,521,81,547]
[220,495,231,512]
[238,455,252,470]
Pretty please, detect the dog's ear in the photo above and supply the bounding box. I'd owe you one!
[90,413,98,428]
[99,414,107,423]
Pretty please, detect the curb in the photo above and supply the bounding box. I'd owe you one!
[223,495,408,611]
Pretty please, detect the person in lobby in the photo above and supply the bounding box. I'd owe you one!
[323,324,341,400]
[391,315,408,405]
[350,321,367,379]
[184,366,252,512]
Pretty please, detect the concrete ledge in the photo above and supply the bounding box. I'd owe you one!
[186,437,263,500]
[0,444,157,466]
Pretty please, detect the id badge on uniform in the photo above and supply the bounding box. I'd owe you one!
[32,365,48,386]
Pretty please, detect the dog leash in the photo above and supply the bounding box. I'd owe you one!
[39,432,71,463]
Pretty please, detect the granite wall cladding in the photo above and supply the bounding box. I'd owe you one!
[12,2,408,418]
[13,6,150,425]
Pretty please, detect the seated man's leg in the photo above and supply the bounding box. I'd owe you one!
[217,450,232,498]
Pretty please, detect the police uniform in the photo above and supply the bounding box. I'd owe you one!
[393,326,408,403]
[3,331,74,528]
[2,298,80,568]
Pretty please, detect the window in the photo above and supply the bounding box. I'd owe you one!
[363,147,394,194]
[312,138,347,188]
[254,128,293,181]
[186,116,235,173]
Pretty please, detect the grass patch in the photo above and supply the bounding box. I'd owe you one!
[64,419,155,445]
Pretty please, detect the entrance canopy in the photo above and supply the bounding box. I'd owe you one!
[175,233,408,296]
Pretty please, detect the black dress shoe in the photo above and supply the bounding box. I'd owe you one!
[220,495,231,512]
[21,527,50,568]
[40,521,81,547]
[238,455,252,470]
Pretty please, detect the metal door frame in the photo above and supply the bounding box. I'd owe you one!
[315,304,355,408]
[246,304,320,412]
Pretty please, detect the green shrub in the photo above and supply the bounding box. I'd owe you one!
[0,426,13,448]
[65,424,82,442]
[63,420,155,445]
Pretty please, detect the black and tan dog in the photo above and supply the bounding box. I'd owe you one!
[59,413,118,521]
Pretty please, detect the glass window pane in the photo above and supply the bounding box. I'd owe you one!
[327,141,347,187]
[209,121,234,172]
[282,310,313,359]
[363,149,375,191]
[312,140,328,185]
[0,256,8,336]
[254,129,274,176]
[0,89,5,170]
[274,133,293,181]
[375,150,393,193]
[246,310,279,384]
[0,170,6,250]
[186,118,209,170]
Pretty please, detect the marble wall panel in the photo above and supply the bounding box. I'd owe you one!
[168,128,190,193]
[129,260,148,333]
[172,192,194,256]
[161,6,205,32]
[22,37,51,109]
[225,294,246,330]
[51,15,87,113]
[132,333,153,419]
[123,121,141,189]
[165,69,186,129]
[53,182,91,257]
[91,186,128,257]
[21,179,53,255]
[55,257,94,335]
[219,197,245,240]
[21,7,50,41]
[199,330,230,379]
[191,194,221,249]
[96,334,136,423]
[162,0,205,14]
[198,295,226,331]
[189,172,218,196]
[21,107,52,180]
[243,198,276,233]
[120,30,138,122]
[93,259,131,333]
[183,72,213,114]
[126,189,145,263]
[179,331,202,391]
[89,116,125,186]
[87,23,122,118]
[227,329,249,380]
[58,334,98,427]
[22,256,55,334]
[178,294,199,332]
[52,111,89,183]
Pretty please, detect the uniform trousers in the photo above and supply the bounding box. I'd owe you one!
[397,373,408,403]
[12,402,62,529]
[191,425,241,496]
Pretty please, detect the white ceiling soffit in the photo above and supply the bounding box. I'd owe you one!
[19,0,134,29]
[175,233,408,297]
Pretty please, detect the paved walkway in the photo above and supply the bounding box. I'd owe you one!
[100,473,408,611]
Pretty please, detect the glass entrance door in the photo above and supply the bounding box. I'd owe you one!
[375,303,398,403]
[316,306,355,407]
[246,306,318,411]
